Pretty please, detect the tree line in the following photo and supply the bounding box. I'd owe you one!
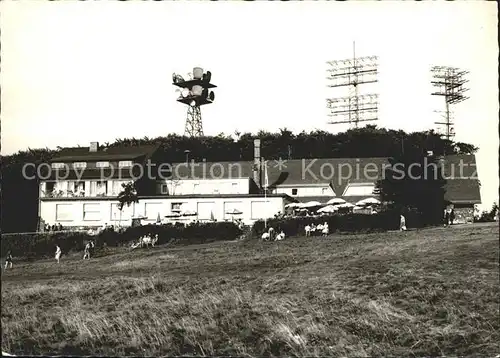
[1,125,478,233]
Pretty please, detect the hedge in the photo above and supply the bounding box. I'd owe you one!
[251,210,423,238]
[1,221,244,260]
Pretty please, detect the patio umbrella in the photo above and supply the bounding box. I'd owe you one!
[132,215,147,219]
[225,208,243,215]
[355,197,381,206]
[285,202,302,208]
[156,212,161,224]
[327,198,346,205]
[353,205,365,210]
[302,201,323,208]
[317,205,338,213]
[164,213,181,218]
[337,202,355,208]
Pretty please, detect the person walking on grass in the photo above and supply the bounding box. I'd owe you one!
[400,214,407,231]
[83,240,94,260]
[55,245,62,264]
[444,207,451,227]
[4,251,13,270]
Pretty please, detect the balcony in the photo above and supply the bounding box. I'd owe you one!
[40,190,116,199]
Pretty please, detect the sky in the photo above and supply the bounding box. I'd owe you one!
[1,1,498,208]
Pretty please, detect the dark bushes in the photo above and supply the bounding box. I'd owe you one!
[251,210,424,238]
[1,222,243,260]
[474,203,499,223]
[109,221,244,247]
[1,231,90,260]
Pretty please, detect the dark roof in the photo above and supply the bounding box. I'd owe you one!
[42,151,480,204]
[171,161,254,180]
[440,154,478,178]
[170,157,388,184]
[441,154,481,204]
[50,144,160,162]
[170,154,481,204]
[443,179,482,204]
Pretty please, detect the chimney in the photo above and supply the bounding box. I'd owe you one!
[253,139,261,188]
[89,142,99,152]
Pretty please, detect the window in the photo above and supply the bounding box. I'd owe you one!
[161,184,169,194]
[251,201,274,220]
[66,181,76,196]
[96,161,110,168]
[51,162,65,169]
[110,203,133,221]
[83,203,101,221]
[111,181,122,195]
[197,202,216,220]
[145,203,162,220]
[224,201,243,220]
[292,188,298,195]
[75,181,86,195]
[89,181,97,196]
[56,204,73,221]
[231,183,238,193]
[171,202,184,213]
[97,181,108,196]
[119,161,133,168]
[44,182,55,195]
[73,162,87,168]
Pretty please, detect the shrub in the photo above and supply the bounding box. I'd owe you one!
[250,209,425,238]
[111,221,244,247]
[474,203,499,223]
[1,221,243,260]
[1,231,91,260]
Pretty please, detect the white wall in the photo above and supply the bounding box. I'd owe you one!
[40,200,136,227]
[274,185,334,197]
[40,195,284,227]
[159,178,250,195]
[343,183,376,196]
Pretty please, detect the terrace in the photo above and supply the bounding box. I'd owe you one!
[40,180,131,199]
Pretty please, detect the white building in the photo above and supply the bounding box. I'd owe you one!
[39,140,481,228]
[39,142,291,228]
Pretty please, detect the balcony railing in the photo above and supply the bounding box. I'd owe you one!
[41,190,117,198]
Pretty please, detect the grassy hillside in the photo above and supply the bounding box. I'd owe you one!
[2,223,499,356]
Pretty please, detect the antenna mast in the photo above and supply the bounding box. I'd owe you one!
[326,42,379,128]
[431,65,469,141]
[173,67,217,137]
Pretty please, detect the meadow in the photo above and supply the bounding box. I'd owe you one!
[1,223,499,356]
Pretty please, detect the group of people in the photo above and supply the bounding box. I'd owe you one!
[399,207,456,232]
[304,222,330,237]
[4,241,94,271]
[261,227,286,241]
[54,240,94,264]
[44,223,64,232]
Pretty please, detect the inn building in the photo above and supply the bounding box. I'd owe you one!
[38,141,481,228]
